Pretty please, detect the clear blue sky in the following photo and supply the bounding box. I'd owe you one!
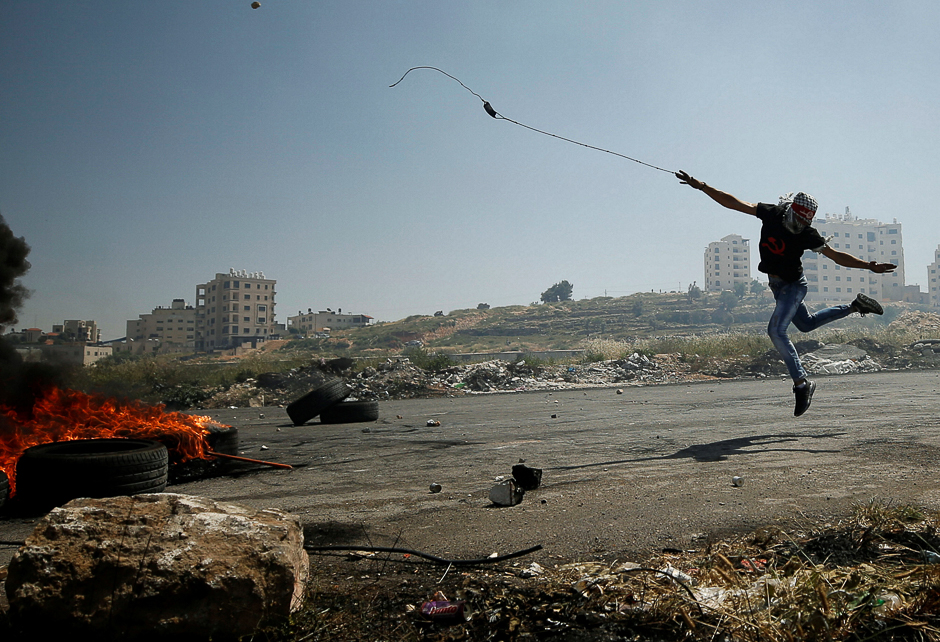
[2,1,938,340]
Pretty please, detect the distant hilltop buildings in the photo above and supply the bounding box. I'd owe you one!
[4,267,374,360]
[705,209,937,307]
[119,268,373,354]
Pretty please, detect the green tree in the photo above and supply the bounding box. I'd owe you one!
[541,280,574,303]
[718,290,738,310]
[750,279,767,295]
[687,282,702,303]
[733,281,748,299]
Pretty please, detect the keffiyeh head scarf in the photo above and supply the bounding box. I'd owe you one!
[779,191,818,234]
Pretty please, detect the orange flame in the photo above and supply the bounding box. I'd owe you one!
[0,387,225,495]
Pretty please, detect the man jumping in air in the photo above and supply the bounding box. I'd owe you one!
[676,170,897,416]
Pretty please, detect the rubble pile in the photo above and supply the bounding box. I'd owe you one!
[200,354,673,408]
[193,335,940,409]
[889,309,940,333]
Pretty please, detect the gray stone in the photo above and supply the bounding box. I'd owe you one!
[6,493,308,639]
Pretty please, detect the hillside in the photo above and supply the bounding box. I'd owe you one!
[289,291,913,358]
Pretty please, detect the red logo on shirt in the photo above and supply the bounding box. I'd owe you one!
[761,237,786,255]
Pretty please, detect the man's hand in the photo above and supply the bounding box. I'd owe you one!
[870,262,897,274]
[675,170,705,190]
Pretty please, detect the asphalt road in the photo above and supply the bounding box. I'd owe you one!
[2,370,940,567]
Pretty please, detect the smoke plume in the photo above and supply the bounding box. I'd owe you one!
[0,212,31,328]
[0,214,61,414]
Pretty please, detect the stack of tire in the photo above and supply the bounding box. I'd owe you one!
[0,469,8,511]
[286,378,379,426]
[14,439,169,511]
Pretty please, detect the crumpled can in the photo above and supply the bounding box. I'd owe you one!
[421,591,467,622]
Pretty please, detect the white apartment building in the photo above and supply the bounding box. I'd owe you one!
[195,269,276,351]
[803,209,905,303]
[126,299,197,349]
[928,245,940,308]
[287,308,373,335]
[704,234,751,292]
[40,343,112,366]
[52,319,100,343]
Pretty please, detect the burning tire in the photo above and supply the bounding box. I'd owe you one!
[319,400,379,424]
[286,379,350,425]
[0,469,8,510]
[15,439,168,509]
[206,424,239,455]
[168,425,239,484]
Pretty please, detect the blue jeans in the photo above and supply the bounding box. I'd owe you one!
[767,276,854,382]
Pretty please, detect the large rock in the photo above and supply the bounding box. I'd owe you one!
[5,493,308,639]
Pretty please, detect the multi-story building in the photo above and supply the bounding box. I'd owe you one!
[287,308,373,335]
[803,209,905,303]
[126,299,197,350]
[40,343,112,366]
[52,319,100,343]
[704,234,751,292]
[928,245,940,308]
[195,269,276,351]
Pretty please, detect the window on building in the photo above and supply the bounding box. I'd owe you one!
[244,294,250,300]
[233,281,239,288]
[888,229,898,234]
[224,281,230,288]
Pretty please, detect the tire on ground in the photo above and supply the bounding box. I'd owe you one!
[0,469,8,510]
[168,425,239,484]
[286,379,351,425]
[319,400,380,424]
[205,424,239,455]
[14,438,169,509]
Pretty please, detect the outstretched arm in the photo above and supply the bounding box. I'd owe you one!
[676,170,757,215]
[819,246,897,273]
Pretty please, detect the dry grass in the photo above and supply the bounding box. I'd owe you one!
[245,500,940,641]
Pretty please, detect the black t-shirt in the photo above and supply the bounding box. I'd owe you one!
[755,203,826,282]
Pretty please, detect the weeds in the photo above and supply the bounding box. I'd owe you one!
[402,347,454,372]
[243,502,940,641]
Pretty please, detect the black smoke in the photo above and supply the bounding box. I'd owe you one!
[0,212,31,327]
[0,213,63,414]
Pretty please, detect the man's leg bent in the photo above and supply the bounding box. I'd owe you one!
[791,301,854,334]
[767,278,809,383]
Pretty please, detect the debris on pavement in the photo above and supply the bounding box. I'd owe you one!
[489,479,524,506]
[283,501,940,641]
[511,464,542,490]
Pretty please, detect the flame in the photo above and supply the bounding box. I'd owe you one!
[0,387,225,495]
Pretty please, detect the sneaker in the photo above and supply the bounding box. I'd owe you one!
[853,293,884,316]
[793,380,816,417]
